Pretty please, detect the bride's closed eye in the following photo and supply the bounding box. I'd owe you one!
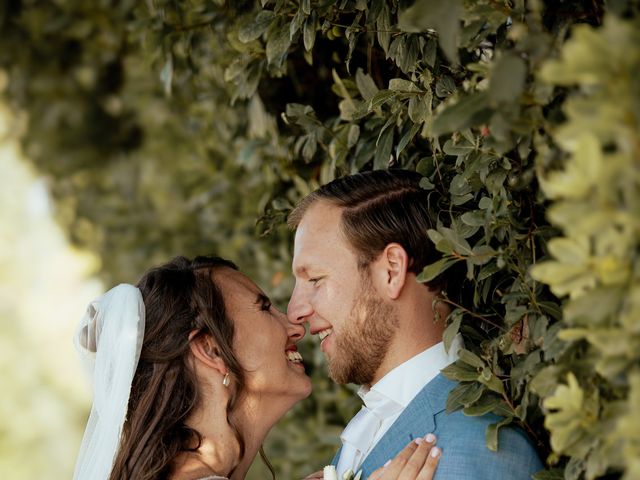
[257,294,273,312]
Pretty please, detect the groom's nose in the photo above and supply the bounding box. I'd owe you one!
[275,306,306,342]
[287,283,313,326]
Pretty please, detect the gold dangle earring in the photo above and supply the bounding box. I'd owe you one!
[222,372,230,387]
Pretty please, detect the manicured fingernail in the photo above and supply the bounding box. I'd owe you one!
[425,433,436,443]
[383,460,391,468]
[430,446,441,458]
[414,437,425,445]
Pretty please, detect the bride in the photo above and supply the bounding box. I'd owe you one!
[73,255,440,480]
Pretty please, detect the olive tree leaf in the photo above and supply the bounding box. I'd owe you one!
[486,416,513,451]
[238,10,275,42]
[397,0,461,64]
[432,91,491,136]
[489,52,527,104]
[376,3,391,55]
[442,360,480,382]
[458,348,485,369]
[446,382,484,413]
[303,11,318,52]
[355,68,379,102]
[417,256,460,283]
[369,90,397,110]
[396,123,421,157]
[266,22,292,68]
[374,126,394,170]
[443,310,462,352]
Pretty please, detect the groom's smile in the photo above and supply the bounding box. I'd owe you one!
[288,200,399,385]
[288,201,365,366]
[316,327,333,351]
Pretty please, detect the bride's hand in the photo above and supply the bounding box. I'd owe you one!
[368,435,441,480]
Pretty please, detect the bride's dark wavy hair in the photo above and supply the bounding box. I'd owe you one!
[108,255,269,480]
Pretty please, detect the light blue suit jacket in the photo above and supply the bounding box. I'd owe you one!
[333,373,543,479]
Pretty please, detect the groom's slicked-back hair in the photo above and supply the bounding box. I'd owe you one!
[288,169,440,279]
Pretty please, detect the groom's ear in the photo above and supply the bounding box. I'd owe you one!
[372,243,409,301]
[188,330,227,375]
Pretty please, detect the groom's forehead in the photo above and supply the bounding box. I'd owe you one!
[296,201,342,231]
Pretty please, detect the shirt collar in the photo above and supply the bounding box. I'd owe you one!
[358,334,463,410]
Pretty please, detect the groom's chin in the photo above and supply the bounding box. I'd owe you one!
[328,361,355,385]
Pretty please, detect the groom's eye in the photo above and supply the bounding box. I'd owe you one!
[309,277,322,285]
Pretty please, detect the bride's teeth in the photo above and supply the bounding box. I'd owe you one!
[286,350,303,363]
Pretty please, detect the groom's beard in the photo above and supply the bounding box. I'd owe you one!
[328,278,398,385]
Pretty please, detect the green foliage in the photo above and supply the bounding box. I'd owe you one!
[2,0,640,478]
[530,15,640,479]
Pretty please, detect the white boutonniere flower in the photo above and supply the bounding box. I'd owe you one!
[323,466,362,480]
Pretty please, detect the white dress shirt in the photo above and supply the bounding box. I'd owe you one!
[336,335,463,477]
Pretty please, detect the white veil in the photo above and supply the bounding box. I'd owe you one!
[72,284,145,480]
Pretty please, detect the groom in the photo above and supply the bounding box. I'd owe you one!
[287,170,543,479]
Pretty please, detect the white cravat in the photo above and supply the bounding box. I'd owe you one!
[336,335,463,478]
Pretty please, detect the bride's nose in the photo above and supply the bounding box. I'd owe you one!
[287,321,305,342]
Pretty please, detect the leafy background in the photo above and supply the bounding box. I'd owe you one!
[1,0,639,478]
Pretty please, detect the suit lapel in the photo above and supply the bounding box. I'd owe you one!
[331,447,341,466]
[358,373,457,476]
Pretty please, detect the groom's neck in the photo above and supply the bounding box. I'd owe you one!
[368,285,447,387]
